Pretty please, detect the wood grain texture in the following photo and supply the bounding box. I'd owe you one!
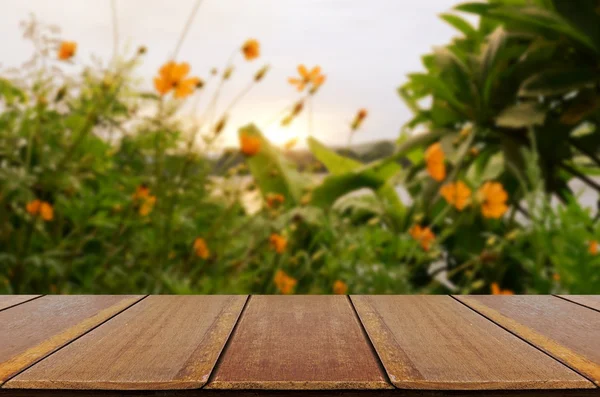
[351,295,593,391]
[0,295,142,385]
[2,389,600,397]
[559,296,600,312]
[206,295,391,390]
[6,296,247,391]
[0,296,39,312]
[454,295,600,386]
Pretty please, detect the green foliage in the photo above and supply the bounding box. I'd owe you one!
[1,4,599,295]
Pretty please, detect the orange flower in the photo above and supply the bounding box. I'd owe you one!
[274,269,297,294]
[491,282,514,295]
[193,237,210,259]
[26,199,54,221]
[288,65,325,92]
[239,133,261,156]
[242,39,260,61]
[269,233,287,254]
[58,41,77,60]
[153,61,200,98]
[589,240,598,255]
[425,143,446,182]
[266,193,285,208]
[132,185,150,200]
[409,224,435,251]
[440,181,471,211]
[478,181,509,219]
[333,280,348,295]
[138,195,156,216]
[133,185,156,216]
[351,108,368,130]
[552,273,561,282]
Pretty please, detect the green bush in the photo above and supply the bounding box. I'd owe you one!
[1,2,599,295]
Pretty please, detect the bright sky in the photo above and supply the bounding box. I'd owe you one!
[0,0,473,148]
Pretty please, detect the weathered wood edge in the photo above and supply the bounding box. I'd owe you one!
[0,296,147,387]
[1,387,599,397]
[452,295,600,388]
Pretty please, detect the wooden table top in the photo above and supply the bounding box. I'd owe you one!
[0,295,598,397]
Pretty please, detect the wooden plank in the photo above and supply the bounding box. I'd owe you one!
[206,295,391,390]
[351,295,593,391]
[455,295,600,386]
[2,389,600,397]
[0,295,142,385]
[559,296,600,312]
[6,296,247,391]
[0,296,39,312]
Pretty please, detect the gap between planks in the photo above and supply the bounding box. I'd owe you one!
[346,295,394,388]
[449,295,599,389]
[203,295,252,388]
[0,295,149,388]
[0,296,44,313]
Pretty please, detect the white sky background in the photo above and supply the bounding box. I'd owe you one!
[0,0,474,148]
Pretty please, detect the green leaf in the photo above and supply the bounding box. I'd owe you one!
[440,13,478,38]
[480,27,509,105]
[406,73,468,116]
[466,151,505,185]
[519,68,599,97]
[310,159,401,208]
[496,102,547,128]
[307,137,361,175]
[0,78,26,105]
[239,124,309,204]
[552,0,600,51]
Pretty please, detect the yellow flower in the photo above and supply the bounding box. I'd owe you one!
[478,181,509,219]
[26,199,54,221]
[193,237,210,259]
[153,61,200,98]
[266,193,285,209]
[288,65,325,92]
[459,125,472,138]
[58,41,77,60]
[269,233,287,254]
[491,282,514,295]
[409,224,435,251]
[333,280,348,295]
[239,133,261,156]
[283,138,298,150]
[274,269,297,294]
[242,39,260,61]
[589,240,598,255]
[440,181,471,211]
[425,142,446,182]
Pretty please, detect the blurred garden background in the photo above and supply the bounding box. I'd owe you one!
[0,0,599,294]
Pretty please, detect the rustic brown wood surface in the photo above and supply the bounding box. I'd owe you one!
[2,389,600,397]
[0,295,599,396]
[6,296,247,391]
[454,295,600,386]
[206,295,391,390]
[350,295,593,390]
[0,295,142,385]
[0,296,39,312]
[558,296,600,312]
